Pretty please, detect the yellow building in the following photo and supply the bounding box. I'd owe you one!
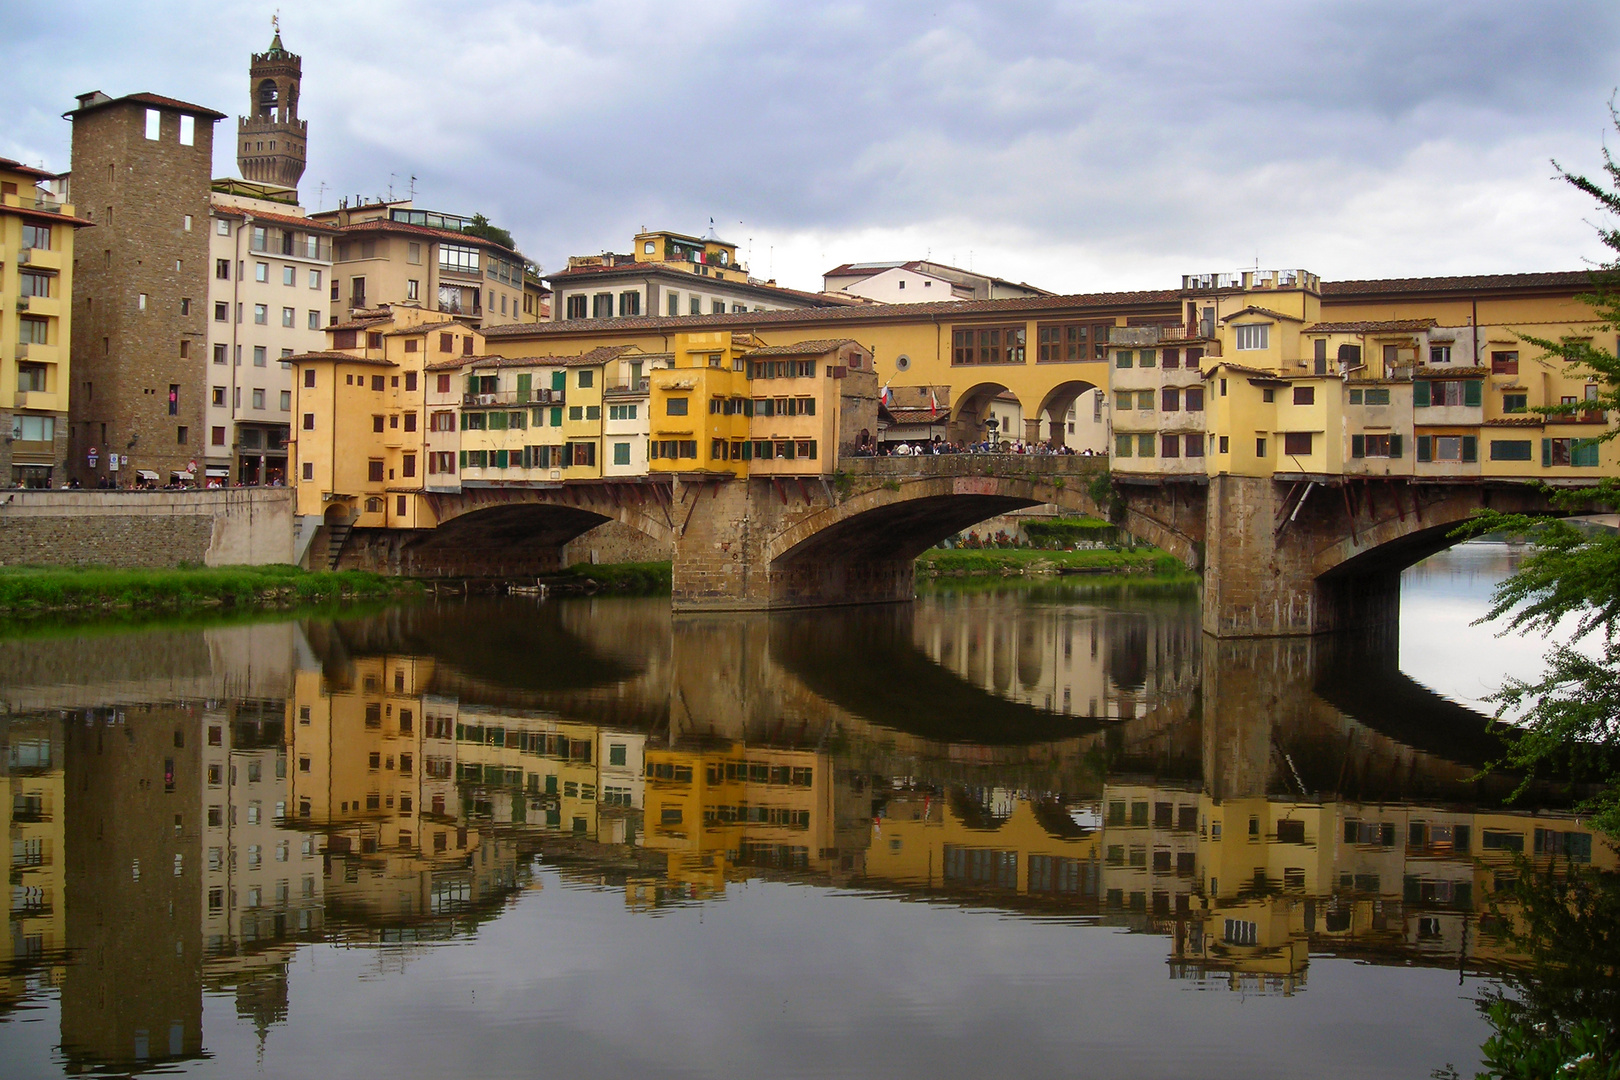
[290,306,480,539]
[1,158,85,487]
[1,716,66,1008]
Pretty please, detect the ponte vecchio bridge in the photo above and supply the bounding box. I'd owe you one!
[328,454,1557,639]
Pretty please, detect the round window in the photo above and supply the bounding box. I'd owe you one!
[895,354,911,372]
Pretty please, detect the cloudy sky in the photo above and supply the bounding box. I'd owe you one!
[4,1,1619,294]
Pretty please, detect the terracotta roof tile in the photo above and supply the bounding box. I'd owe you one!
[322,217,525,258]
[744,338,863,357]
[1483,417,1545,427]
[211,205,339,233]
[1414,365,1487,378]
[288,350,398,367]
[326,317,391,331]
[425,345,635,372]
[1320,271,1592,297]
[1220,305,1302,323]
[67,91,226,120]
[0,156,57,181]
[1305,319,1437,333]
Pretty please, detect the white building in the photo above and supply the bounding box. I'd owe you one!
[822,260,1050,304]
[206,180,335,484]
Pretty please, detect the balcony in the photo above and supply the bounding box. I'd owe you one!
[463,388,562,406]
[604,378,651,395]
[15,390,60,411]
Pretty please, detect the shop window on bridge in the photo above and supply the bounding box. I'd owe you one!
[1491,350,1519,375]
[1350,434,1402,459]
[1544,438,1601,467]
[1160,434,1181,458]
[1414,379,1482,407]
[1036,323,1089,362]
[1490,439,1532,461]
[1282,432,1313,457]
[1161,387,1180,411]
[943,845,1017,889]
[951,325,1025,364]
[1185,386,1204,411]
[1416,435,1477,463]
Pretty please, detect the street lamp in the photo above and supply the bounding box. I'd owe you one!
[985,416,1000,451]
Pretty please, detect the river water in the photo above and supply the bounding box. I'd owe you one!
[0,542,1606,1079]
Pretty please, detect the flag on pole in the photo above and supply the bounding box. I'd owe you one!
[929,388,939,417]
[880,383,893,407]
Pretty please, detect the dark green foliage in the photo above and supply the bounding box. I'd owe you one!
[1022,516,1117,547]
[461,213,516,251]
[1467,864,1620,1079]
[564,561,672,594]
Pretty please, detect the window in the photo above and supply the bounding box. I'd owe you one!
[280,390,291,411]
[1430,344,1452,364]
[1414,379,1482,407]
[1281,432,1312,456]
[566,295,587,319]
[613,442,631,466]
[666,397,688,416]
[144,108,161,139]
[1491,350,1519,375]
[179,114,195,145]
[304,369,316,388]
[282,306,295,327]
[214,301,228,322]
[407,242,422,265]
[1233,323,1270,350]
[252,389,265,409]
[1544,438,1601,467]
[1502,393,1527,414]
[1416,435,1478,463]
[1491,439,1533,461]
[619,290,641,316]
[368,460,384,482]
[254,303,267,325]
[592,293,614,318]
[1115,350,1133,369]
[690,296,702,315]
[1350,433,1401,459]
[18,316,49,344]
[1160,434,1181,458]
[951,325,1027,364]
[1161,386,1180,411]
[310,268,322,290]
[1185,433,1204,457]
[1114,434,1133,457]
[1293,386,1315,405]
[1136,434,1154,457]
[177,426,188,445]
[1256,437,1268,457]
[712,299,725,314]
[254,261,269,283]
[302,413,315,430]
[253,346,267,367]
[21,223,50,250]
[1185,386,1205,411]
[282,265,295,287]
[578,370,594,388]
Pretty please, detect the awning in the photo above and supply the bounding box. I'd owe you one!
[136,469,160,480]
[174,471,195,480]
[205,467,229,477]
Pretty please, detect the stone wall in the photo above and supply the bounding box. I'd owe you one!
[0,487,293,568]
[560,518,673,566]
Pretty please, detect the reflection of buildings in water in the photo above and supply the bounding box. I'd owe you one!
[911,595,1200,719]
[61,704,205,1071]
[2,715,66,1013]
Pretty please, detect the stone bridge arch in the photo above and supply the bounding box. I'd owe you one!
[336,483,676,578]
[670,457,1204,612]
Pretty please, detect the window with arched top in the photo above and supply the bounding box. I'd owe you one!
[257,79,279,119]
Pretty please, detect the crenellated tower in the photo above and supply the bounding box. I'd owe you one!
[236,22,307,192]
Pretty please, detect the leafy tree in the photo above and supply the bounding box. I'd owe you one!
[1462,100,1620,836]
[461,213,516,251]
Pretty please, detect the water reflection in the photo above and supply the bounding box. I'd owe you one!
[0,574,1611,1077]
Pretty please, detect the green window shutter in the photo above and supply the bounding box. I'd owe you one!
[1463,379,1482,407]
[1575,439,1600,466]
[1140,349,1156,368]
[1138,433,1155,458]
[1542,438,1552,467]
[1416,435,1432,462]
[494,449,506,469]
[517,374,532,403]
[1413,381,1430,408]
[1351,434,1365,458]
[550,407,562,427]
[551,371,565,391]
[807,440,817,460]
[1462,435,1477,462]
[1116,350,1133,368]
[490,411,506,430]
[805,399,815,416]
[1114,434,1132,457]
[458,450,467,469]
[467,374,478,394]
[1388,433,1402,459]
[532,407,544,426]
[459,411,468,430]
[741,441,752,461]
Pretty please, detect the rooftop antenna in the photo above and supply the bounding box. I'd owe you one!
[388,173,396,201]
[315,180,327,210]
[408,174,416,200]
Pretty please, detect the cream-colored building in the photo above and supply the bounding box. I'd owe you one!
[205,180,334,484]
[1,157,84,487]
[308,200,529,330]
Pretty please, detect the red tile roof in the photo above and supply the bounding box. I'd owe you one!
[546,261,865,307]
[745,338,863,357]
[1305,319,1437,333]
[1320,271,1592,297]
[1220,305,1302,323]
[0,156,57,181]
[287,350,398,367]
[425,345,637,372]
[327,216,523,257]
[67,91,226,120]
[212,205,340,233]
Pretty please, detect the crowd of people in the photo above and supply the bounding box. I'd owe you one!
[854,436,1101,457]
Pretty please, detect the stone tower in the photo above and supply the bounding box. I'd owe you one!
[236,23,306,192]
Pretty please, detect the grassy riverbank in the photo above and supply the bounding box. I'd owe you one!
[0,564,417,617]
[916,547,1191,577]
[562,561,672,594]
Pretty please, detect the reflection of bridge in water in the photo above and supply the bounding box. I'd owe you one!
[0,596,1611,1071]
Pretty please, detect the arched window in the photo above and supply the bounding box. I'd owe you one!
[257,79,279,120]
